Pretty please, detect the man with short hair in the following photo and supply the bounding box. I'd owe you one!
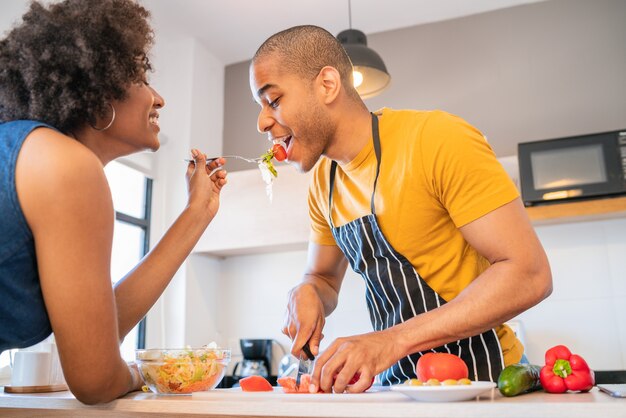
[250,25,552,394]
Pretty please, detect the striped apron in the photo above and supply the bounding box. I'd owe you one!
[328,113,505,385]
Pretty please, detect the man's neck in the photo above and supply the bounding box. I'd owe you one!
[325,104,373,165]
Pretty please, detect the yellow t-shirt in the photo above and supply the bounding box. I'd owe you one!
[308,108,524,366]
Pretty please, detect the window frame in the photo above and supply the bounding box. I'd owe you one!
[113,176,153,350]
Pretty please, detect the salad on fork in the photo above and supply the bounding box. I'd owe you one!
[186,141,287,201]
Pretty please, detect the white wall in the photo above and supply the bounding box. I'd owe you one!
[217,250,373,375]
[515,218,626,367]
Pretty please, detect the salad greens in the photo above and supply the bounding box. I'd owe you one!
[259,147,278,178]
[258,147,279,202]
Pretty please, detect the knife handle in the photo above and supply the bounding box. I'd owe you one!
[302,342,315,361]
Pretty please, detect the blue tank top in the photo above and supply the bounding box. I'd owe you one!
[0,120,53,353]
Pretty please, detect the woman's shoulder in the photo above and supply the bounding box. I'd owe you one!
[17,127,109,209]
[24,125,102,170]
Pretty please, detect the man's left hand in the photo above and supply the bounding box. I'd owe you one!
[309,330,401,393]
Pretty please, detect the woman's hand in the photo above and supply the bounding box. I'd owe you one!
[186,149,227,223]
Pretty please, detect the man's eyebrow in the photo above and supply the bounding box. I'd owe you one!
[256,83,277,99]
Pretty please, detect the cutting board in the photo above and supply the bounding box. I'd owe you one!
[192,387,408,402]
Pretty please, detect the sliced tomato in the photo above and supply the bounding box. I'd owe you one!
[277,373,374,394]
[416,353,469,381]
[277,374,323,393]
[276,376,298,393]
[239,375,273,392]
[272,143,287,161]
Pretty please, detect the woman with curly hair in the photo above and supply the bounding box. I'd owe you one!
[0,0,227,404]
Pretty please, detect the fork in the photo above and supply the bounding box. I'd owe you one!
[184,155,263,165]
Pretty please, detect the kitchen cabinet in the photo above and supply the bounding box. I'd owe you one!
[194,165,312,257]
[526,196,626,225]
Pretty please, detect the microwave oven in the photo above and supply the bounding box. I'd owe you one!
[518,129,626,206]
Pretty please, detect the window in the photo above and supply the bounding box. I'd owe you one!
[105,161,153,362]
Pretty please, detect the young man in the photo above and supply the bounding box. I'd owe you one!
[249,25,552,394]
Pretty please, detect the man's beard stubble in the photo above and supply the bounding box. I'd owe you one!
[294,101,335,173]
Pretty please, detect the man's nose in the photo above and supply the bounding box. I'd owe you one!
[257,108,273,134]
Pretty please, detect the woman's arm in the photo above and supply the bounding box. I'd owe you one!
[16,128,137,403]
[113,150,226,339]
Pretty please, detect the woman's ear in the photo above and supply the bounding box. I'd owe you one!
[316,66,342,105]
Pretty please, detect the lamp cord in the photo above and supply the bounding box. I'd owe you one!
[348,0,352,29]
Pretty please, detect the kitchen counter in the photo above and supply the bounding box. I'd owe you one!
[1,386,624,418]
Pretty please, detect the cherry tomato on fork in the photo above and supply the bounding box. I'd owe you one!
[272,143,287,161]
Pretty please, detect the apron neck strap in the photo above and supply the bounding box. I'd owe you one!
[329,113,382,224]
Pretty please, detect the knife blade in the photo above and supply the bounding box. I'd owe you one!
[294,342,315,392]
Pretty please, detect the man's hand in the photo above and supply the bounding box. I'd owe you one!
[309,330,401,394]
[282,283,326,358]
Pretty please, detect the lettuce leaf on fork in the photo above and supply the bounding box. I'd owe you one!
[259,147,278,178]
[258,147,277,201]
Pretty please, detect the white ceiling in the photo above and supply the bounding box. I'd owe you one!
[0,0,545,66]
[145,0,547,65]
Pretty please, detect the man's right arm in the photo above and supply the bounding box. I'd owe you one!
[284,242,349,357]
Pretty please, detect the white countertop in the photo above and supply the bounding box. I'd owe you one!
[1,386,625,418]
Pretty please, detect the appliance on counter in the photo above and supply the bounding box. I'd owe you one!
[518,129,626,206]
[218,339,277,388]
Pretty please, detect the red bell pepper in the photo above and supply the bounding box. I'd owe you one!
[539,345,595,393]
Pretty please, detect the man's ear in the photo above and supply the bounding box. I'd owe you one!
[316,66,342,104]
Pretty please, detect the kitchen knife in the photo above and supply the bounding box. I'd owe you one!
[294,342,315,392]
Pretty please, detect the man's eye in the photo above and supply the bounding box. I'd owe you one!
[269,98,280,109]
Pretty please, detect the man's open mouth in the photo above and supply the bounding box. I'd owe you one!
[273,135,292,150]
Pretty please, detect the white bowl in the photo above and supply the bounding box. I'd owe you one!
[390,381,496,402]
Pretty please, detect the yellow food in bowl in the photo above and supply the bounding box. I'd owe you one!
[404,378,423,386]
[402,377,473,387]
[136,348,230,394]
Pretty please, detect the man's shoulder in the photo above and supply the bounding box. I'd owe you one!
[377,107,453,117]
[378,108,465,137]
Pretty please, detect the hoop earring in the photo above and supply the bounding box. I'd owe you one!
[91,103,116,131]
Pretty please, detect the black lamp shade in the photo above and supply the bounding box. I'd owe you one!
[337,29,391,99]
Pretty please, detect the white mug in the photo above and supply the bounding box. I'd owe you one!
[11,351,51,387]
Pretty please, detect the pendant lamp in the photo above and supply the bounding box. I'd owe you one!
[337,0,391,99]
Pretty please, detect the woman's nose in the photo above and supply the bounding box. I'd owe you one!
[151,86,165,109]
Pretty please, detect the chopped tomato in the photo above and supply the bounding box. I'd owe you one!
[272,143,287,161]
[277,374,323,393]
[239,375,273,392]
[416,353,469,381]
[277,373,374,394]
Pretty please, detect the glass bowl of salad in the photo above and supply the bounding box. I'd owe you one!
[135,346,231,394]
